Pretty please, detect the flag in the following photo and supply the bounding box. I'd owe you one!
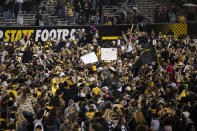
[140,45,157,65]
[131,24,134,32]
[179,89,186,100]
[130,41,157,77]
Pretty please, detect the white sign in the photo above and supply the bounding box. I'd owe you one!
[80,52,98,64]
[101,48,117,61]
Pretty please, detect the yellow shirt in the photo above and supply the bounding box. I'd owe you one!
[52,77,59,95]
[86,112,95,119]
[7,90,18,98]
[68,8,74,16]
[86,110,98,119]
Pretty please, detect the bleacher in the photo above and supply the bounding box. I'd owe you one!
[0,0,175,26]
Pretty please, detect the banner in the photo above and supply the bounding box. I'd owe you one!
[130,42,157,77]
[1,23,197,43]
[101,48,117,61]
[80,52,98,64]
[0,26,88,42]
[0,25,132,43]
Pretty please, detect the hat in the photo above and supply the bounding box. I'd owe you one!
[97,67,103,71]
[102,86,109,91]
[42,86,48,90]
[169,83,176,88]
[46,106,53,110]
[90,104,97,110]
[97,98,104,104]
[80,93,86,97]
[33,54,39,57]
[125,86,131,91]
[89,77,96,82]
[128,63,132,67]
[11,85,17,88]
[183,112,190,118]
[178,62,184,66]
[60,72,65,77]
[92,66,97,71]
[159,99,165,104]
[18,53,23,56]
[92,87,100,95]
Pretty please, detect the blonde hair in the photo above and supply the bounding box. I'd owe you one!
[67,106,77,116]
[16,111,27,128]
[103,109,113,123]
[134,110,146,124]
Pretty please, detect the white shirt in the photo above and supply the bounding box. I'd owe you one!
[183,65,190,73]
[121,46,125,51]
[2,81,8,88]
[127,43,133,53]
[17,15,23,25]
[1,51,6,63]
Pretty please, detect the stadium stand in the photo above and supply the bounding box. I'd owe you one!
[0,0,187,26]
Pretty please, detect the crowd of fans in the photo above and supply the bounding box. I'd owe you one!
[154,2,196,24]
[0,0,144,26]
[0,25,197,131]
[1,0,196,25]
[35,0,142,26]
[154,4,178,23]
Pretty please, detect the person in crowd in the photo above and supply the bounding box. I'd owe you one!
[169,9,176,23]
[60,0,65,19]
[43,13,51,26]
[56,0,61,17]
[16,111,29,131]
[17,11,24,27]
[8,0,15,19]
[68,6,74,25]
[44,108,61,131]
[35,11,43,26]
[3,0,9,22]
[17,0,24,12]
[154,5,161,23]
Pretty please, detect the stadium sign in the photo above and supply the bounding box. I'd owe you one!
[0,27,87,42]
[0,24,190,43]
